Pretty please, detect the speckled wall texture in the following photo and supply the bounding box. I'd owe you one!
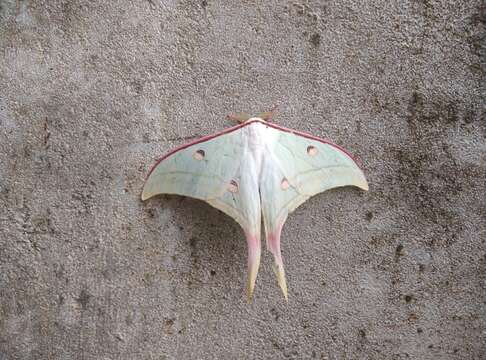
[0,1,485,359]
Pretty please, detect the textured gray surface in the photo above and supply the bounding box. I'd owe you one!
[1,1,485,359]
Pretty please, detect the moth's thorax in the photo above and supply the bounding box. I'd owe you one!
[243,121,268,179]
[246,121,267,152]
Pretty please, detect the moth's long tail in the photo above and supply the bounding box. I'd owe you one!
[266,224,288,301]
[245,232,261,303]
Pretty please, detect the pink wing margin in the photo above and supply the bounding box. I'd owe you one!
[144,120,364,181]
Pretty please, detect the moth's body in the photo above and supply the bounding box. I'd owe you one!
[239,118,277,189]
[142,115,368,301]
[225,118,291,298]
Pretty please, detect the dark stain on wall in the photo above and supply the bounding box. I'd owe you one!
[390,91,484,246]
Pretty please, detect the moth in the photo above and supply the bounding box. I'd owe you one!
[141,109,368,301]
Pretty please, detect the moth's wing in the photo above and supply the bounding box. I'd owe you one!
[259,125,368,299]
[142,127,261,230]
[142,126,262,300]
[260,126,368,229]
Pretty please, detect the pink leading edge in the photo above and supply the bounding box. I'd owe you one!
[144,119,364,180]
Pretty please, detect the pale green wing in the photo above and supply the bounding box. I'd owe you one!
[259,126,368,299]
[142,124,264,300]
[260,126,368,230]
[141,128,261,232]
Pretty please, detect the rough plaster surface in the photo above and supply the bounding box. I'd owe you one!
[0,1,485,359]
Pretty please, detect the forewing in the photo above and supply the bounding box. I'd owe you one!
[142,127,260,230]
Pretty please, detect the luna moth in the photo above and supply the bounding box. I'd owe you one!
[141,110,368,301]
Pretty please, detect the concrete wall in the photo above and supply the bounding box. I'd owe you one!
[1,1,484,359]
